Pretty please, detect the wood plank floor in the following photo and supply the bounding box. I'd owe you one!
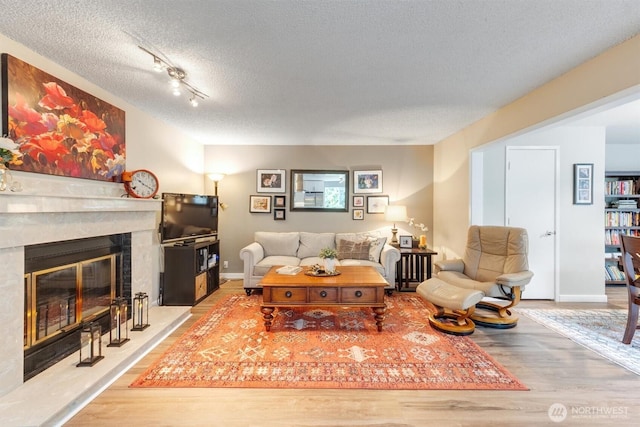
[65,281,638,426]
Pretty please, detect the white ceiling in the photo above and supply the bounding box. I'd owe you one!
[1,0,639,146]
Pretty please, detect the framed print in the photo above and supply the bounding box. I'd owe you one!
[1,54,126,181]
[354,170,383,194]
[352,209,364,220]
[257,169,286,193]
[274,208,286,220]
[249,195,271,213]
[353,195,364,207]
[367,195,389,214]
[273,195,286,208]
[573,163,593,205]
[399,235,413,248]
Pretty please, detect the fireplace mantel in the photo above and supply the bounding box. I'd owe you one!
[0,189,162,398]
[0,192,160,214]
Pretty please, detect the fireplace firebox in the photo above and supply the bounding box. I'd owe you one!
[23,234,131,380]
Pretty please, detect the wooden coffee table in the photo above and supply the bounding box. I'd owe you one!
[259,265,387,332]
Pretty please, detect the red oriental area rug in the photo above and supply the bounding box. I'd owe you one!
[131,294,527,390]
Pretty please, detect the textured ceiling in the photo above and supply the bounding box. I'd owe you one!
[0,0,639,145]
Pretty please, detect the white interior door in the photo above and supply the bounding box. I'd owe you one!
[505,147,557,300]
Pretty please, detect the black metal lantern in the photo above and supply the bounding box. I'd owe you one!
[108,297,129,347]
[77,321,103,367]
[132,292,150,331]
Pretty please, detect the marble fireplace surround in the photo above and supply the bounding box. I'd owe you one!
[0,176,191,425]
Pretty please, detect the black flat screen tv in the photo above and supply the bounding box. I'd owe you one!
[161,193,218,244]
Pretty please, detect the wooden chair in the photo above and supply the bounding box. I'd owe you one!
[620,235,640,344]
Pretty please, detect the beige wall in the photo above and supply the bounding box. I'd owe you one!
[434,35,640,263]
[203,145,433,274]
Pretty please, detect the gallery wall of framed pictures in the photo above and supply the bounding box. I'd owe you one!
[250,166,399,222]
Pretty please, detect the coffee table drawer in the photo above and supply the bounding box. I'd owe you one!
[341,287,378,303]
[269,287,307,303]
[309,287,338,303]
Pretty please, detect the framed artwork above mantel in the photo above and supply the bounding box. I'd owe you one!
[1,54,126,182]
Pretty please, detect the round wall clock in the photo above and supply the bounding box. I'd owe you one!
[122,169,159,199]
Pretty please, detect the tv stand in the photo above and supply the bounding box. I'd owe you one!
[163,239,220,305]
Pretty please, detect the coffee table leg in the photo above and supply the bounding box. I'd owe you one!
[261,306,274,331]
[372,306,386,332]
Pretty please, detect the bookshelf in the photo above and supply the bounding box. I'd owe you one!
[605,171,640,285]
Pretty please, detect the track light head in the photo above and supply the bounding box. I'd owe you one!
[139,45,209,106]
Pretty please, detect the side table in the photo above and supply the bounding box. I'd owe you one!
[396,248,438,292]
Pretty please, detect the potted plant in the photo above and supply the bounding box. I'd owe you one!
[318,247,338,273]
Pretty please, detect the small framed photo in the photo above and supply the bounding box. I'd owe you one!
[354,170,383,194]
[249,195,271,213]
[366,195,389,214]
[273,195,286,208]
[257,169,286,193]
[353,195,364,207]
[573,163,593,205]
[399,235,413,249]
[352,209,364,220]
[274,208,286,220]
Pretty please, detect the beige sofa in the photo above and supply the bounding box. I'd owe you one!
[239,231,401,295]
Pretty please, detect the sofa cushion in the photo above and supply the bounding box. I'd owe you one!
[336,239,371,260]
[254,256,301,276]
[255,231,300,257]
[297,232,336,259]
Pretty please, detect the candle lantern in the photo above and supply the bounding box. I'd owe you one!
[132,292,150,331]
[108,297,129,347]
[77,321,103,367]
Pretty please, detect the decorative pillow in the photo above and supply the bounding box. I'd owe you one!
[367,236,387,262]
[297,232,336,259]
[336,239,371,260]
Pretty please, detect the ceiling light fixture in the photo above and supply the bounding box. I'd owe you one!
[138,45,209,107]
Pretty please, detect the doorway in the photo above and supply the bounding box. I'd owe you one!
[505,147,558,300]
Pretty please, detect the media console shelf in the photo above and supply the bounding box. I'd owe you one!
[604,171,640,285]
[162,239,220,305]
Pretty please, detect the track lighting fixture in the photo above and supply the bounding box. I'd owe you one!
[138,45,209,107]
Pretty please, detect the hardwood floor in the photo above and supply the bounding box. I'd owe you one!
[65,281,638,426]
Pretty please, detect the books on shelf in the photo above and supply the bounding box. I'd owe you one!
[605,211,640,227]
[276,265,302,275]
[605,264,625,281]
[611,200,638,209]
[606,179,638,196]
[605,229,640,246]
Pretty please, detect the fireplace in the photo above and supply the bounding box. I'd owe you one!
[0,182,161,398]
[23,234,131,380]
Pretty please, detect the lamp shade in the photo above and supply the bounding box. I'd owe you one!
[207,173,225,182]
[384,205,407,223]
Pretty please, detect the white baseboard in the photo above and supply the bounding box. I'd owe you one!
[556,294,608,303]
[221,273,243,280]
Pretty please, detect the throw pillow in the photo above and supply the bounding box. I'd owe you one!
[336,239,371,260]
[367,236,387,262]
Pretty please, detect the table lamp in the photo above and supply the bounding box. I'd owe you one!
[385,205,407,244]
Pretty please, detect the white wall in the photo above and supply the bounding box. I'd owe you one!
[475,125,606,300]
[606,144,640,171]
